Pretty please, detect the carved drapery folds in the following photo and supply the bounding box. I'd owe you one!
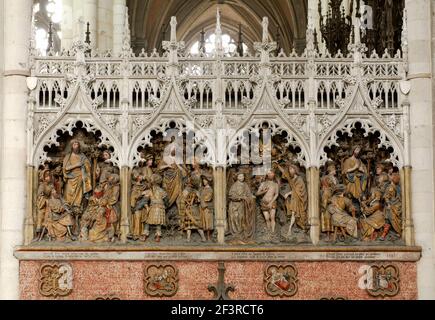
[34,124,121,243]
[27,11,410,247]
[320,123,404,244]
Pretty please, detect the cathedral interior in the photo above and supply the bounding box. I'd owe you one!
[0,0,434,300]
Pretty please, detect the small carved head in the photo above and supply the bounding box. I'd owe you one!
[267,171,276,181]
[371,188,383,201]
[333,184,346,196]
[237,173,245,182]
[376,163,385,175]
[50,188,60,199]
[109,174,120,185]
[102,150,112,161]
[71,140,81,153]
[327,163,336,175]
[151,174,163,186]
[288,164,299,177]
[41,169,52,183]
[390,172,401,185]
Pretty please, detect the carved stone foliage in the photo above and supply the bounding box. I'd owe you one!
[144,264,179,297]
[227,131,309,245]
[34,124,120,244]
[366,264,400,298]
[39,263,73,298]
[208,262,235,300]
[264,264,298,298]
[320,123,403,245]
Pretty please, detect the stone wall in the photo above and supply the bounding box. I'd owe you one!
[19,260,417,300]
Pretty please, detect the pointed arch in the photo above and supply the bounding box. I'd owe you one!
[317,82,405,168]
[31,84,123,168]
[128,78,217,167]
[226,81,310,168]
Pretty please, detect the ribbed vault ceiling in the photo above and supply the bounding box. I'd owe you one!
[127,0,308,53]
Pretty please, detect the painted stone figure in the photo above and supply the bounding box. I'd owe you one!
[279,164,308,236]
[200,175,214,241]
[375,163,390,193]
[158,146,187,223]
[360,188,386,241]
[321,164,338,239]
[79,173,120,242]
[100,173,121,241]
[181,177,207,242]
[80,186,106,241]
[342,145,367,200]
[96,150,117,186]
[382,172,402,240]
[256,171,279,234]
[63,140,93,208]
[36,169,54,240]
[45,189,75,241]
[328,185,358,239]
[129,153,154,241]
[228,173,256,243]
[142,174,168,243]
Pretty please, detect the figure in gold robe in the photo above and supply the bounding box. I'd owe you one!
[228,173,256,243]
[63,140,92,208]
[36,169,54,239]
[342,145,367,200]
[158,149,186,225]
[328,185,358,239]
[200,176,214,241]
[81,174,120,243]
[320,164,338,238]
[382,173,402,240]
[45,189,75,241]
[80,187,105,241]
[279,164,308,237]
[360,188,386,241]
[129,154,154,241]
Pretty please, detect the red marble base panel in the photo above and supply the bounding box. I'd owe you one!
[19,261,417,300]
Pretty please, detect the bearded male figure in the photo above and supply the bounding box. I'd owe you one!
[63,140,93,209]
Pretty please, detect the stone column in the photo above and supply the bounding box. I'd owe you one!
[98,0,113,51]
[83,0,98,49]
[308,167,320,245]
[401,166,415,246]
[120,166,130,243]
[0,0,4,292]
[406,0,435,300]
[0,0,32,300]
[61,0,74,49]
[113,0,126,55]
[214,166,226,244]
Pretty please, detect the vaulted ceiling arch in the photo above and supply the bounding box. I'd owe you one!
[127,0,308,53]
